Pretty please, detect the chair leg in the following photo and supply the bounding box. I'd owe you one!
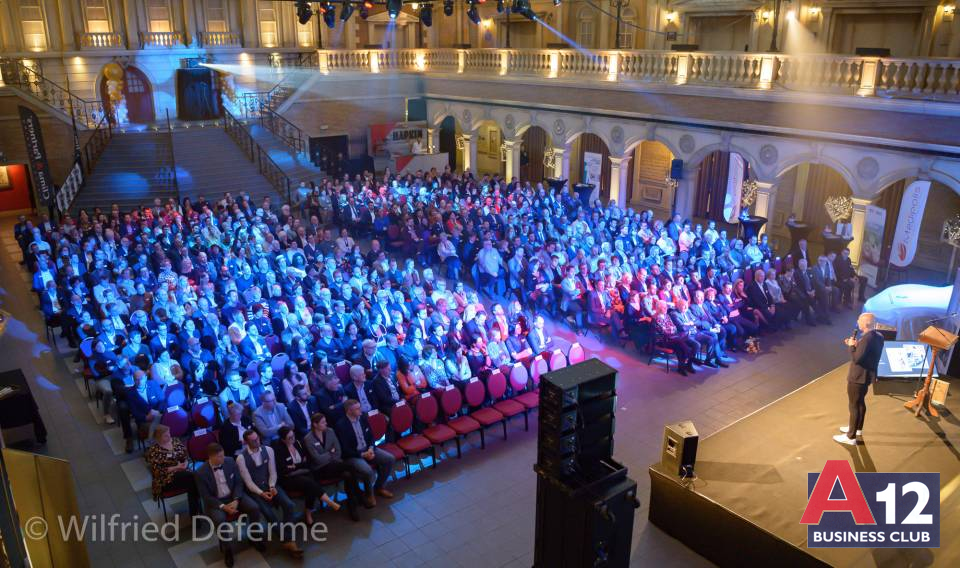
[455,437,462,458]
[431,446,438,468]
[501,420,508,440]
[479,428,486,449]
[523,411,529,431]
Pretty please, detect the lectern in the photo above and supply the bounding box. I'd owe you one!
[904,325,959,417]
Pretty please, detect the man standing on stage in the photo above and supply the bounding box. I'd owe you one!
[835,312,884,445]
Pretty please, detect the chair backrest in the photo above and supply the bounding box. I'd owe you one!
[163,383,186,409]
[245,361,259,381]
[367,410,387,441]
[549,349,567,371]
[191,398,217,429]
[438,385,462,417]
[464,378,485,407]
[266,335,281,355]
[509,363,529,393]
[160,407,189,437]
[415,392,439,425]
[389,401,414,434]
[486,371,507,400]
[387,224,401,239]
[187,429,217,462]
[567,342,585,365]
[335,361,350,384]
[530,356,548,387]
[79,337,94,359]
[271,353,289,376]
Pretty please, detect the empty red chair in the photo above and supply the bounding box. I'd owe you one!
[487,371,525,439]
[466,378,502,449]
[334,361,351,384]
[416,392,457,462]
[245,361,259,381]
[163,383,186,409]
[265,335,281,355]
[530,356,548,392]
[566,342,585,365]
[190,398,217,429]
[271,352,289,376]
[391,402,432,476]
[160,407,189,438]
[367,409,404,466]
[549,349,567,371]
[508,363,529,393]
[187,428,219,465]
[439,386,479,457]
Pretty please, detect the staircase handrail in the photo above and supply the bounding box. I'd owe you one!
[57,113,114,213]
[0,58,105,128]
[222,108,293,206]
[261,106,305,155]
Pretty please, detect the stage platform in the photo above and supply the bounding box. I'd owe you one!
[649,364,960,567]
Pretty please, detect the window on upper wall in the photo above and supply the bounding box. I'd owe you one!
[146,0,172,33]
[618,7,636,49]
[259,1,278,47]
[577,8,595,48]
[19,0,48,51]
[206,0,227,33]
[297,20,314,47]
[84,0,112,33]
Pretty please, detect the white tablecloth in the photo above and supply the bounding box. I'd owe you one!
[863,284,953,340]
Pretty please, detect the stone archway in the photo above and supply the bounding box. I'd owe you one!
[626,140,676,219]
[518,125,551,183]
[568,132,612,203]
[473,119,504,177]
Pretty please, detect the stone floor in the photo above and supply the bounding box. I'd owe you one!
[0,217,861,567]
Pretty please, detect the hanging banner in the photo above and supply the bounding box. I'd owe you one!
[890,180,930,267]
[583,152,602,187]
[367,121,426,157]
[723,152,745,223]
[18,105,56,206]
[56,162,84,214]
[859,204,887,286]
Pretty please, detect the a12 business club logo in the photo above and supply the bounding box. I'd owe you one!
[801,460,939,548]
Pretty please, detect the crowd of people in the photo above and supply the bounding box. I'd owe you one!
[15,164,861,564]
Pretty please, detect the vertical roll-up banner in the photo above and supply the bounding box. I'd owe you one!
[18,105,56,207]
[859,205,887,286]
[723,152,745,223]
[889,180,930,267]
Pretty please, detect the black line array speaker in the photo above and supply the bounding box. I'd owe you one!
[670,158,684,180]
[534,359,640,568]
[661,420,699,478]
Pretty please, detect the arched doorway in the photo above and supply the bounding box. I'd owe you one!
[519,125,551,183]
[474,119,504,177]
[871,179,960,285]
[693,150,753,231]
[100,65,156,124]
[437,116,460,170]
[628,140,675,219]
[569,133,611,203]
[769,162,853,259]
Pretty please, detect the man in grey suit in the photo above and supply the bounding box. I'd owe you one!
[835,313,884,445]
[195,443,263,567]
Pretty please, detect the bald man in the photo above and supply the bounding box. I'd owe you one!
[835,312,884,445]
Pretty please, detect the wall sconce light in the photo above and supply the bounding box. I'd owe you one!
[786,9,796,21]
[944,4,956,21]
[665,11,678,24]
[758,10,773,23]
[808,6,822,16]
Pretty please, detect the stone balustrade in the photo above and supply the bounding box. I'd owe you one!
[315,48,960,101]
[77,32,124,49]
[197,31,241,47]
[139,31,183,48]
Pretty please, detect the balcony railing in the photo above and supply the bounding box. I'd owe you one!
[77,32,124,49]
[139,31,184,48]
[0,58,105,128]
[314,48,960,100]
[198,31,240,47]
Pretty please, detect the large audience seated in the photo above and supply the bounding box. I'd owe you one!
[14,166,860,563]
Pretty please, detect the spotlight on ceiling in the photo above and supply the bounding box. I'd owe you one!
[553,0,561,5]
[514,0,536,19]
[387,0,402,19]
[497,0,505,12]
[320,2,336,27]
[443,0,454,16]
[296,0,313,25]
[340,2,355,21]
[421,3,433,26]
[467,4,481,24]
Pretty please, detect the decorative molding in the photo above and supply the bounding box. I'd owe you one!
[857,157,879,180]
[678,134,695,154]
[553,118,566,137]
[759,144,778,165]
[611,125,624,145]
[462,108,473,127]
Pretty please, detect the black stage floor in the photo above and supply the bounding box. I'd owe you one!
[649,364,960,567]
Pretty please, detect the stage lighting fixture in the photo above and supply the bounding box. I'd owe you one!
[497,0,505,12]
[467,4,481,24]
[360,1,372,19]
[443,0,454,16]
[296,0,313,25]
[340,2,355,21]
[321,3,337,27]
[387,0,402,19]
[421,4,433,26]
[553,0,561,5]
[514,0,536,19]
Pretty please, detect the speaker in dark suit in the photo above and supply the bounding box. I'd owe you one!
[195,447,262,566]
[835,314,884,445]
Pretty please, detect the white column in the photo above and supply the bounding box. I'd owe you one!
[460,133,476,173]
[609,155,632,208]
[550,146,570,182]
[426,127,437,153]
[753,182,777,236]
[849,197,871,267]
[503,138,522,181]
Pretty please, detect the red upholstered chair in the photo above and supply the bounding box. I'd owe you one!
[416,392,457,463]
[334,361,351,384]
[265,335,281,355]
[187,428,219,466]
[367,409,404,469]
[190,398,217,429]
[245,361,259,381]
[488,370,525,438]
[78,337,95,399]
[160,407,190,438]
[271,352,289,376]
[566,342,585,365]
[163,383,186,409]
[390,402,431,477]
[530,356,548,393]
[549,349,567,371]
[509,363,537,430]
[465,377,501,449]
[439,386,480,457]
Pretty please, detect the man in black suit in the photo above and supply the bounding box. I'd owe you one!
[835,313,884,445]
[315,373,347,423]
[789,237,811,266]
[335,399,396,507]
[287,384,318,438]
[526,314,552,355]
[368,361,402,414]
[195,443,263,567]
[220,402,253,457]
[344,364,381,414]
[745,269,779,330]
